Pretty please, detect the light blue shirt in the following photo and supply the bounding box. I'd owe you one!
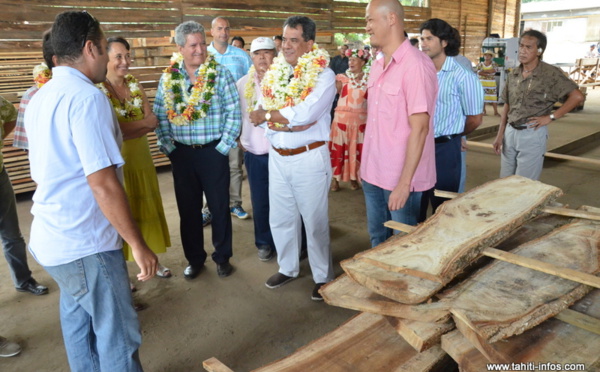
[433,56,483,137]
[207,43,252,82]
[24,66,124,266]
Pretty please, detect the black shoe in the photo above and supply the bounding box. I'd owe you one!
[217,262,233,278]
[258,246,274,262]
[183,265,203,280]
[265,272,295,289]
[16,278,49,296]
[311,283,326,301]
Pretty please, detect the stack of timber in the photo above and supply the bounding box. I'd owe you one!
[318,176,600,370]
[203,177,600,371]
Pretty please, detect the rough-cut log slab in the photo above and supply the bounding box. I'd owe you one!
[251,312,449,372]
[386,316,455,352]
[321,274,449,323]
[342,176,562,304]
[442,290,600,370]
[203,357,234,372]
[443,219,600,344]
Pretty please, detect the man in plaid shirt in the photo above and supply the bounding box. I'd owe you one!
[154,20,241,280]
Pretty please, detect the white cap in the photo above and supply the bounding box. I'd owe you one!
[250,37,276,53]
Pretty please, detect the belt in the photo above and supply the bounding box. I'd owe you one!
[508,122,528,130]
[272,141,326,156]
[174,139,219,149]
[434,133,461,144]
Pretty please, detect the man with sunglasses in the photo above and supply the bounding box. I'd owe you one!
[24,11,157,371]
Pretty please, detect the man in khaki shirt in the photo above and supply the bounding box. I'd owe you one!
[493,30,584,180]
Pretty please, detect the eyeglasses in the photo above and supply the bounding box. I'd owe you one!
[80,10,98,50]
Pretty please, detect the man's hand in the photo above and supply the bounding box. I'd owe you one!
[131,244,158,281]
[388,183,410,211]
[492,133,503,155]
[266,121,317,132]
[249,106,267,126]
[526,115,552,130]
[461,137,468,152]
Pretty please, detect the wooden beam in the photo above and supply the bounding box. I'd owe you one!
[385,221,600,289]
[466,140,600,167]
[555,308,600,336]
[203,357,234,372]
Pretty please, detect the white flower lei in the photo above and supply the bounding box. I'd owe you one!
[346,60,371,91]
[261,44,329,126]
[244,65,257,113]
[97,74,144,120]
[161,52,218,126]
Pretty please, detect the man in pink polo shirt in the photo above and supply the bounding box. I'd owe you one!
[361,0,438,247]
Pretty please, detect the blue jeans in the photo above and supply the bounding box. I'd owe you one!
[44,250,143,372]
[0,166,32,287]
[362,179,422,248]
[244,152,275,250]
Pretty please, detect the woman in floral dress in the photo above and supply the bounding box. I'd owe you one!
[99,37,171,281]
[329,48,370,191]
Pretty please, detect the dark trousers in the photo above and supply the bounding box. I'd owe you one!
[244,151,275,250]
[419,135,462,222]
[169,142,232,265]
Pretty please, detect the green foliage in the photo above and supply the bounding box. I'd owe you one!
[334,33,369,46]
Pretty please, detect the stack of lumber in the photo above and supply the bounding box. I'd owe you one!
[204,176,600,371]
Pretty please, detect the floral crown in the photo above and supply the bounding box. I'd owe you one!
[345,48,369,61]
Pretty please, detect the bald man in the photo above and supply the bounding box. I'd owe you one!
[360,0,438,247]
[206,17,253,223]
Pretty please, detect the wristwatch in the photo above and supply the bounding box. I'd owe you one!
[265,111,272,121]
[550,114,556,121]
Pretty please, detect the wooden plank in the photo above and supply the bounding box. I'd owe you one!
[442,219,600,344]
[555,308,600,336]
[341,176,563,304]
[203,357,234,372]
[442,290,600,370]
[251,312,448,372]
[386,316,454,352]
[321,274,450,323]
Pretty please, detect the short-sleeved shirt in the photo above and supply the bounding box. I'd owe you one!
[361,39,438,192]
[501,61,578,124]
[433,56,484,137]
[208,43,252,82]
[13,85,39,150]
[24,66,125,267]
[0,95,18,169]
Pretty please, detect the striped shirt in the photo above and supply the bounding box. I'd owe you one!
[13,85,39,150]
[433,56,483,137]
[153,60,241,156]
[208,43,252,82]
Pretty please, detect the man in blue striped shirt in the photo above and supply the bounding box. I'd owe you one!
[419,18,483,221]
[154,20,241,279]
[207,16,254,222]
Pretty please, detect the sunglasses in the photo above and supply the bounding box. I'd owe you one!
[80,10,99,50]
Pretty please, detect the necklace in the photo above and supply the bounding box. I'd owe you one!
[105,78,126,105]
[97,74,144,120]
[346,71,367,90]
[244,65,259,113]
[261,44,329,127]
[161,52,219,126]
[33,63,52,88]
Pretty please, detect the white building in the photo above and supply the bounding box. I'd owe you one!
[521,0,600,64]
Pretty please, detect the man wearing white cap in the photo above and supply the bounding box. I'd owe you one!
[237,37,278,261]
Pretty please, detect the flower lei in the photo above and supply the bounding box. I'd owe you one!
[261,44,329,127]
[344,48,370,91]
[161,52,218,126]
[33,63,51,88]
[244,65,257,113]
[97,74,144,120]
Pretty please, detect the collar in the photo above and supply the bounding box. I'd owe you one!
[439,56,457,72]
[386,38,412,68]
[513,60,544,77]
[52,66,93,84]
[208,42,231,56]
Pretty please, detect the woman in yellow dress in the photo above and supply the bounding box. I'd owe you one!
[99,37,171,279]
[477,51,500,116]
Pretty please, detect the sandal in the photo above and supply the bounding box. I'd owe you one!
[156,264,172,278]
[350,180,360,190]
[330,179,340,192]
[130,281,137,293]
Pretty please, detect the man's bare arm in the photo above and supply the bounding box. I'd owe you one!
[463,113,483,135]
[389,112,429,211]
[87,166,158,281]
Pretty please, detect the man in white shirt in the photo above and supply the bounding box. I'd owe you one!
[25,11,157,371]
[250,16,336,301]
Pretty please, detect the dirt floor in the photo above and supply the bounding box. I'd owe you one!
[1,89,599,372]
